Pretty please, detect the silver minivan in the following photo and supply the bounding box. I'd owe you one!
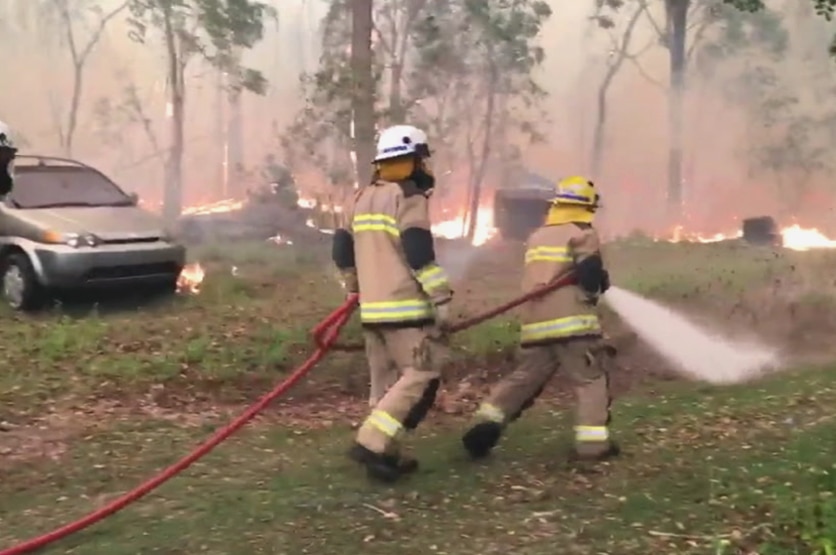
[0,155,186,310]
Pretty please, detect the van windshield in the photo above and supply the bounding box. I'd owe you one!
[10,166,133,209]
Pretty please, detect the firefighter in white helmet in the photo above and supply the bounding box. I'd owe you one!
[0,121,17,196]
[331,124,453,482]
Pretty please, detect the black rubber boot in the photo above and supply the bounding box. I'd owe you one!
[569,442,621,463]
[347,444,418,483]
[461,422,503,460]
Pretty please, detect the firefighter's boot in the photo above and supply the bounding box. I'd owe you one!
[569,441,621,463]
[461,421,503,460]
[348,443,418,483]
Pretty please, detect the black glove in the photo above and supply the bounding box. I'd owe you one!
[600,270,610,294]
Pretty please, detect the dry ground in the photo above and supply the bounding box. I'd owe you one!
[1,236,835,554]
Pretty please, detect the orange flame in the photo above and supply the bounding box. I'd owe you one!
[177,262,205,294]
[658,224,836,251]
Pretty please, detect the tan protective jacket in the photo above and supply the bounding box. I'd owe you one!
[519,222,603,345]
[345,179,452,326]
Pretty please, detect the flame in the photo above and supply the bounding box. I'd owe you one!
[432,206,497,246]
[177,262,205,294]
[296,197,343,213]
[780,224,836,251]
[267,234,294,245]
[658,224,836,251]
[182,199,244,215]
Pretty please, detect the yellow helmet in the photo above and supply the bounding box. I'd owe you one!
[552,175,599,208]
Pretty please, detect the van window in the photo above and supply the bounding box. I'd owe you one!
[10,166,132,208]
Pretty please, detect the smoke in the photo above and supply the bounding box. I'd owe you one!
[605,286,780,384]
[525,0,836,236]
[437,240,484,281]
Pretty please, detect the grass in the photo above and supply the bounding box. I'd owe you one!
[1,367,834,554]
[3,238,836,554]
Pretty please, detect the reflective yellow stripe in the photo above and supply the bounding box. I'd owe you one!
[476,403,505,424]
[525,246,571,264]
[366,409,403,437]
[520,315,600,342]
[575,425,609,442]
[360,299,433,322]
[414,263,450,293]
[352,213,400,237]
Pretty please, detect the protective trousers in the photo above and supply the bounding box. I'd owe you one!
[356,326,443,455]
[363,329,399,407]
[474,338,614,456]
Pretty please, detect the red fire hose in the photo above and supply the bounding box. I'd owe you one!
[2,273,574,554]
[314,273,576,351]
[0,298,358,555]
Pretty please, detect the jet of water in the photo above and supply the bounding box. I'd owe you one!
[604,286,781,384]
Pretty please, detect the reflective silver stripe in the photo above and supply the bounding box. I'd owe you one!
[520,315,600,342]
[366,409,403,437]
[415,263,450,293]
[476,403,505,423]
[352,213,400,237]
[575,425,609,442]
[525,245,572,264]
[360,299,433,322]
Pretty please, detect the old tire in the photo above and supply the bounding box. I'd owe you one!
[1,252,44,311]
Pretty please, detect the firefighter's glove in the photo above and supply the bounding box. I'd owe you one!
[600,270,611,294]
[433,301,453,332]
[339,268,359,295]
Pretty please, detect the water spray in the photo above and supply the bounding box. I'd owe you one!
[604,287,781,384]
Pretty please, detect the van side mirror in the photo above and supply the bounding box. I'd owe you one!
[128,192,139,205]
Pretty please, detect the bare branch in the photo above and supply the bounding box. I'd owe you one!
[78,1,129,63]
[685,8,714,60]
[625,54,665,87]
[641,0,666,40]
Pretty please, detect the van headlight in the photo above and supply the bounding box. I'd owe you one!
[41,230,101,248]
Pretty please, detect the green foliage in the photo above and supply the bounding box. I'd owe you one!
[724,0,836,56]
[283,0,551,193]
[126,0,274,94]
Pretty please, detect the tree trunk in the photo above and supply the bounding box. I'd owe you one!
[465,59,497,242]
[351,0,375,188]
[227,72,244,198]
[666,0,689,220]
[162,9,183,222]
[65,63,83,156]
[215,69,226,199]
[590,68,616,179]
[590,5,643,178]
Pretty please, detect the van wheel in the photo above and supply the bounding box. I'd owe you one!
[1,253,44,311]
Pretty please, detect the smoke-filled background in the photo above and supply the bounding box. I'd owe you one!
[2,0,834,238]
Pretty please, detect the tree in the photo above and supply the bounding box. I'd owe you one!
[594,0,789,220]
[127,0,274,221]
[52,0,130,156]
[1,0,127,155]
[351,0,375,188]
[722,0,836,56]
[588,0,650,178]
[285,0,550,243]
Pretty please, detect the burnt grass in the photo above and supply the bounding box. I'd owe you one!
[1,238,835,554]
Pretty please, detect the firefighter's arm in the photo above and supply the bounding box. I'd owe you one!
[331,196,358,293]
[397,182,453,306]
[571,226,609,299]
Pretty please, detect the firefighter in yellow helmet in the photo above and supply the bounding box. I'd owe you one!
[331,124,453,482]
[0,120,17,196]
[461,176,619,462]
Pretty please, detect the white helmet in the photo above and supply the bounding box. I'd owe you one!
[0,120,15,150]
[373,124,430,163]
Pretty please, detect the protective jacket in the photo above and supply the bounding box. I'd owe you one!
[332,179,452,326]
[519,222,606,345]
